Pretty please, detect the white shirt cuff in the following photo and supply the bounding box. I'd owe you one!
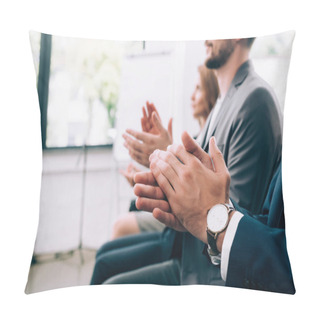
[220,211,243,281]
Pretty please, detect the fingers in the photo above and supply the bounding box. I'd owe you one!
[123,132,153,167]
[134,183,166,200]
[151,157,179,191]
[151,112,166,133]
[141,107,149,132]
[119,169,126,178]
[131,164,140,173]
[146,101,153,118]
[126,163,139,173]
[167,143,194,165]
[123,132,144,153]
[167,118,173,140]
[119,168,135,186]
[125,129,151,144]
[142,106,147,120]
[150,160,176,198]
[126,163,137,173]
[123,174,135,187]
[124,143,150,167]
[120,165,134,180]
[150,149,182,176]
[153,208,186,232]
[181,131,213,170]
[119,169,130,179]
[142,102,160,133]
[134,171,157,186]
[209,136,227,173]
[146,101,160,119]
[135,197,170,213]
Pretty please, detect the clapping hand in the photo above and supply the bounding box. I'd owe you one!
[134,132,230,243]
[119,163,140,187]
[123,101,173,168]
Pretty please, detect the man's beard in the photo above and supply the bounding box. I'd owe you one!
[205,40,235,69]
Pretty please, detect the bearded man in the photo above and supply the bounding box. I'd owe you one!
[91,38,283,286]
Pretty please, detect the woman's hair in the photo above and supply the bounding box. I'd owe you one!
[198,64,220,117]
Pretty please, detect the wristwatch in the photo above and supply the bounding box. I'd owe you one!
[206,203,234,265]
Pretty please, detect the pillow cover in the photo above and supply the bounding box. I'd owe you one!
[25,31,295,294]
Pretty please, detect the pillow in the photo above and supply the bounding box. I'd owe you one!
[25,31,295,294]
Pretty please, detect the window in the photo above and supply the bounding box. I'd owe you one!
[31,31,143,148]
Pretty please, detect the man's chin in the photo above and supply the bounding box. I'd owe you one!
[205,58,219,70]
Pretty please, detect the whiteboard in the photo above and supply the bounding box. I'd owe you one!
[113,51,175,163]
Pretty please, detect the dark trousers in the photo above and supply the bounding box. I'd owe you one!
[90,229,179,285]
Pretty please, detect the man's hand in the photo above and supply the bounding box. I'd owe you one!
[134,169,187,232]
[123,103,173,168]
[119,163,140,187]
[149,132,230,243]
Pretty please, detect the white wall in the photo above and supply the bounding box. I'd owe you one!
[144,40,207,143]
[34,148,134,254]
[34,36,294,254]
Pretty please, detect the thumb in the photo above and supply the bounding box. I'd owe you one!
[181,131,213,170]
[208,136,227,173]
[167,118,173,140]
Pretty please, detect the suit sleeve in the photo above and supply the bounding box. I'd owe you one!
[227,87,282,214]
[225,214,295,294]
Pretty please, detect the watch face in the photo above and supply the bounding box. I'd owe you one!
[207,204,229,233]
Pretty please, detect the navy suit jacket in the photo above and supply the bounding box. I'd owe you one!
[227,166,295,294]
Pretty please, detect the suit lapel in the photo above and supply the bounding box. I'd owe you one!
[202,60,252,150]
[199,109,213,149]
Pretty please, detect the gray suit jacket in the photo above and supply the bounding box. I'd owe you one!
[180,60,283,285]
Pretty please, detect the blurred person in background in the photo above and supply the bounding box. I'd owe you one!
[111,65,220,239]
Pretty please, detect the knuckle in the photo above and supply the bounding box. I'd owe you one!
[134,142,142,152]
[163,151,172,162]
[151,163,160,177]
[149,137,155,144]
[135,153,141,161]
[217,150,223,159]
[160,160,170,172]
[182,169,191,180]
[221,171,230,186]
[155,187,164,199]
[167,144,173,152]
[157,179,165,191]
[189,157,198,167]
[176,144,183,154]
[169,143,178,153]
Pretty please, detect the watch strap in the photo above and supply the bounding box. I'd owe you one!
[206,204,234,260]
[207,228,219,256]
[207,246,221,266]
